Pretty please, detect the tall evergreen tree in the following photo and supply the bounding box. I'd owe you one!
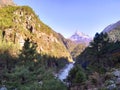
[90,32,109,67]
[19,38,38,64]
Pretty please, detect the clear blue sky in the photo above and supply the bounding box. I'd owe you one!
[13,0,120,38]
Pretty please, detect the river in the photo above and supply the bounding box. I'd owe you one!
[58,62,74,81]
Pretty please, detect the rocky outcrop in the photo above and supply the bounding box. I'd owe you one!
[104,68,120,90]
[0,6,73,62]
[102,20,120,42]
[0,0,15,7]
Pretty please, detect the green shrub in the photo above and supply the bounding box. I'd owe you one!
[67,65,87,84]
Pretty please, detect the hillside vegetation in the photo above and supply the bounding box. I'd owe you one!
[0,38,67,90]
[0,5,76,90]
[67,32,120,89]
[0,5,73,62]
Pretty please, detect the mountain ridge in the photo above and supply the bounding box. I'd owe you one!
[103,20,120,33]
[0,0,15,7]
[0,5,73,62]
[102,20,120,41]
[69,31,92,45]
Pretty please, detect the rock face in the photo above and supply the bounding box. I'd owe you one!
[0,6,73,62]
[70,31,92,45]
[103,21,120,33]
[102,20,120,42]
[113,69,120,77]
[0,0,15,7]
[103,68,120,90]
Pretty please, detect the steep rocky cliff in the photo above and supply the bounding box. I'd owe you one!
[0,5,73,62]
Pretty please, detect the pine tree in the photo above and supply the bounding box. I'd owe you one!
[90,32,109,68]
[19,38,38,64]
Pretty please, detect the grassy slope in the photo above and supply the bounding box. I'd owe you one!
[0,5,73,62]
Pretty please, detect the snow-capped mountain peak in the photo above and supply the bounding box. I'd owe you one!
[69,31,92,45]
[75,31,90,39]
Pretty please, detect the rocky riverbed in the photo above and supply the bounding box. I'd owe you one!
[104,68,120,90]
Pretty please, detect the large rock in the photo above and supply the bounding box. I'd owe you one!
[0,85,7,90]
[112,69,120,77]
[116,78,120,85]
[107,84,116,90]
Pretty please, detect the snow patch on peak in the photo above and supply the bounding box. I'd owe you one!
[75,31,89,38]
[69,31,92,45]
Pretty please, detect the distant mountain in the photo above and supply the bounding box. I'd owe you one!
[56,33,86,59]
[70,31,92,45]
[0,0,15,7]
[57,33,78,53]
[103,20,120,41]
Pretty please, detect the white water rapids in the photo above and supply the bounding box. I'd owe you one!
[58,62,74,81]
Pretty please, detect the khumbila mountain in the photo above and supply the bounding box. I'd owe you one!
[70,31,92,45]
